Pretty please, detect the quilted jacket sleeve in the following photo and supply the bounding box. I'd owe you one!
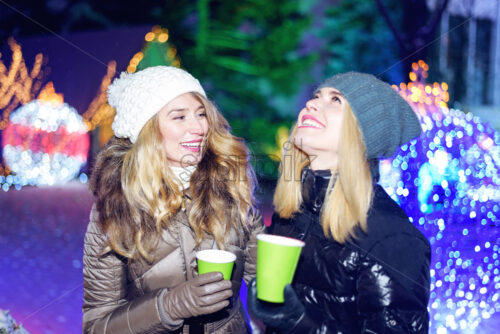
[287,233,430,334]
[355,233,430,333]
[243,211,266,285]
[82,206,182,334]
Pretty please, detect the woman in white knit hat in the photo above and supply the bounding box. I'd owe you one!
[82,66,264,333]
[247,72,430,333]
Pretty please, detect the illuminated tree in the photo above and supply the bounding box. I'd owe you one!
[379,61,500,333]
[0,38,45,129]
[82,60,117,150]
[0,38,46,176]
[133,26,180,72]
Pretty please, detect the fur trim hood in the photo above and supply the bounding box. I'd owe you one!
[89,136,139,248]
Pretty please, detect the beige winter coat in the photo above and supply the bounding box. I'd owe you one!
[82,204,264,333]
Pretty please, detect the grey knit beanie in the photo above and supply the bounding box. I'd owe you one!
[316,72,422,160]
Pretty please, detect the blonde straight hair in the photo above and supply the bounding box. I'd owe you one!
[98,93,257,261]
[273,103,373,243]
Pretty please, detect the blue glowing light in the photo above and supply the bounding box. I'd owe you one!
[379,104,499,332]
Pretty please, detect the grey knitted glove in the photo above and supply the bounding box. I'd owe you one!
[163,272,233,321]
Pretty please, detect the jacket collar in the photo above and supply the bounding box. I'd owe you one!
[301,167,333,213]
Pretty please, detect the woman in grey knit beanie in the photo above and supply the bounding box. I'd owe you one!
[248,72,431,333]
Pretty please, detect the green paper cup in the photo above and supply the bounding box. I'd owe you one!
[256,234,305,303]
[196,249,236,280]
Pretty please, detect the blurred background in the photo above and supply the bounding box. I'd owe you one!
[0,0,499,333]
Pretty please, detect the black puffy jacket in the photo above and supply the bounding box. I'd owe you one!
[268,169,431,333]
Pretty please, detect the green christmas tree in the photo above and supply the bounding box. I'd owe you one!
[185,0,317,119]
[128,26,180,73]
[184,0,317,179]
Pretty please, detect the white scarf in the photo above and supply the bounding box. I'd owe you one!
[170,165,196,190]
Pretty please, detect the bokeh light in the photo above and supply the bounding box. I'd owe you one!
[1,84,89,188]
[380,61,500,333]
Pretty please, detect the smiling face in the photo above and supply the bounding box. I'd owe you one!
[294,87,346,170]
[157,93,209,167]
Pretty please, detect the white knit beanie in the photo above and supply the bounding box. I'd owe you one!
[108,66,206,143]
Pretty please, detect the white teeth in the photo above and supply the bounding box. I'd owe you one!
[181,142,201,148]
[302,119,321,128]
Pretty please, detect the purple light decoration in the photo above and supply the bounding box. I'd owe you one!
[379,62,500,332]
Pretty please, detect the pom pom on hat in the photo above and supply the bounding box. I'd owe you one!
[108,66,206,143]
[316,72,422,160]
